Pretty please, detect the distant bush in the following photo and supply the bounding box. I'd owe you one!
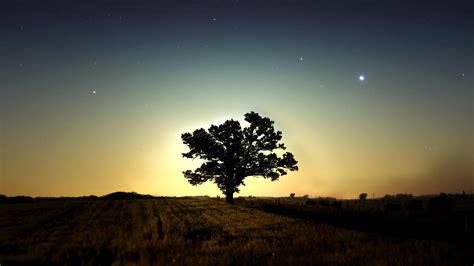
[102,192,154,200]
[405,199,424,212]
[359,193,367,201]
[395,193,412,199]
[384,203,403,212]
[383,194,392,200]
[306,199,317,205]
[428,196,453,214]
[0,195,34,204]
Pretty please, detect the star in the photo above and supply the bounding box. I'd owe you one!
[92,90,96,94]
[299,57,303,61]
[212,17,217,21]
[359,75,365,81]
[461,73,465,77]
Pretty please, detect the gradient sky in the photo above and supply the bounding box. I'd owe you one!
[1,0,473,198]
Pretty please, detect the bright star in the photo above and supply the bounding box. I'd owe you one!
[299,57,303,61]
[359,75,365,81]
[92,90,96,94]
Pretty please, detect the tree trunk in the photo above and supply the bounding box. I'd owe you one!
[225,164,235,204]
[225,190,234,204]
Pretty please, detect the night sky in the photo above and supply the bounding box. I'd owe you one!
[1,0,473,198]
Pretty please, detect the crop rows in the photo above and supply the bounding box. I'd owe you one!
[0,198,460,265]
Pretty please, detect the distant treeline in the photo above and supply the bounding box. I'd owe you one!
[0,192,156,204]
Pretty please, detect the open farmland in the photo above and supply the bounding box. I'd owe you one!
[0,197,465,265]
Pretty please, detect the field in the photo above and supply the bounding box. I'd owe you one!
[0,196,471,265]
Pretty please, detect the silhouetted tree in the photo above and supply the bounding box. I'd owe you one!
[181,111,298,204]
[359,193,368,201]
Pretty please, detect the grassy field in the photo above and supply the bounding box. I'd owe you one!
[0,197,468,265]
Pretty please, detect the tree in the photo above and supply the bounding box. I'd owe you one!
[359,193,367,201]
[181,111,298,204]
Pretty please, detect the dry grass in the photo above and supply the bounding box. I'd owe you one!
[0,198,462,265]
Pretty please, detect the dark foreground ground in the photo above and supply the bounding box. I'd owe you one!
[0,195,472,265]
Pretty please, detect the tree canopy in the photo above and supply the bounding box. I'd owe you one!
[181,111,298,203]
